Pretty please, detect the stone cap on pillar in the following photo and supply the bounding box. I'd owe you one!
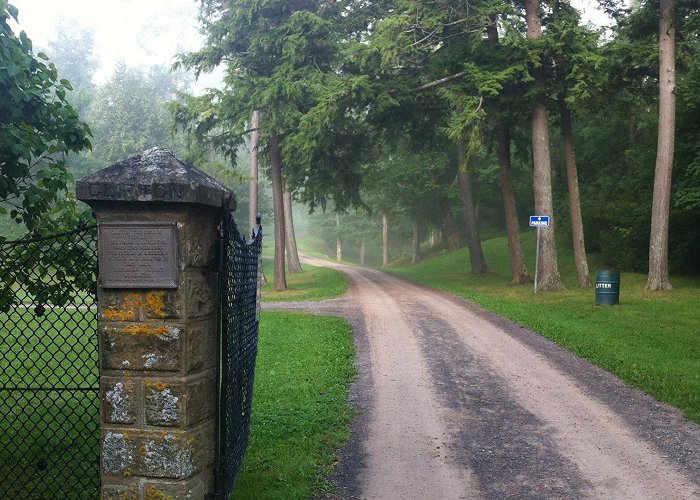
[76,147,235,209]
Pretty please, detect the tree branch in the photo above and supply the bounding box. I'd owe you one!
[387,71,467,95]
[411,28,439,47]
[411,71,468,92]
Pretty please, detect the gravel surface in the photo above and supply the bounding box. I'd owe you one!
[263,258,700,499]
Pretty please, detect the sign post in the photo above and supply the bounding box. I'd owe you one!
[529,216,550,293]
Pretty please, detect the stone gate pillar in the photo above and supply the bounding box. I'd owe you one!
[77,148,233,499]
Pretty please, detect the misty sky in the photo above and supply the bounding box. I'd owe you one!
[10,0,214,86]
[10,0,611,89]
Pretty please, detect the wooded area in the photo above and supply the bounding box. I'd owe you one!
[2,0,699,293]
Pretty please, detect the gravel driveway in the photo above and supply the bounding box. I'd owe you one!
[264,258,700,499]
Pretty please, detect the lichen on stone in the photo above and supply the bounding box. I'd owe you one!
[103,293,143,321]
[143,433,194,478]
[146,382,180,425]
[143,353,158,368]
[105,382,132,423]
[103,432,134,475]
[146,291,167,317]
[143,486,174,500]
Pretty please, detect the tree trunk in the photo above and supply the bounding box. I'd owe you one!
[360,238,366,266]
[382,212,389,266]
[411,218,421,265]
[487,20,530,285]
[457,142,488,274]
[439,198,459,251]
[248,109,260,237]
[336,213,343,262]
[497,127,531,285]
[283,189,302,273]
[559,93,592,287]
[269,132,287,291]
[646,0,675,291]
[525,0,564,291]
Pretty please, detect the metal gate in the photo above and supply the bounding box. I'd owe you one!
[0,224,100,499]
[212,210,263,499]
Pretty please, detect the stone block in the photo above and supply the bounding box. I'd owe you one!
[181,212,218,268]
[145,291,183,320]
[101,322,183,372]
[144,373,216,427]
[76,148,234,208]
[142,473,211,500]
[103,430,137,476]
[102,424,215,480]
[184,270,217,318]
[185,373,216,425]
[102,378,140,425]
[144,380,184,427]
[183,319,218,374]
[101,483,140,500]
[141,432,196,479]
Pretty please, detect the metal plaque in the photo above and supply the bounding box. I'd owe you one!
[99,222,178,289]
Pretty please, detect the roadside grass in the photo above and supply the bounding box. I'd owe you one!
[261,257,347,302]
[260,238,347,302]
[233,311,356,499]
[388,231,700,424]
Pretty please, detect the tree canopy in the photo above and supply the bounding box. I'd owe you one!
[159,0,700,286]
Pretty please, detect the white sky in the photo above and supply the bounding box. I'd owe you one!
[9,0,222,90]
[9,0,612,89]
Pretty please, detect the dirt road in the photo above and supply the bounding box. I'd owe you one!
[264,260,700,499]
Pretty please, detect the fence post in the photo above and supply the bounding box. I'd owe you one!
[77,148,233,499]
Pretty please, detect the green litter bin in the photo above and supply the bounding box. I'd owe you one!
[595,270,620,305]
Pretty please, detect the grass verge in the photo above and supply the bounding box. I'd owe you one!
[261,256,347,302]
[232,311,356,499]
[388,232,700,424]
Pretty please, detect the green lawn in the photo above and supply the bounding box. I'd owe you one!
[0,309,100,499]
[232,312,356,499]
[388,231,700,423]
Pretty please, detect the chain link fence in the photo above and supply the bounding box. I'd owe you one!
[0,224,99,498]
[213,211,263,498]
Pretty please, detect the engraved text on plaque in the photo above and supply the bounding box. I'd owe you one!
[99,222,178,288]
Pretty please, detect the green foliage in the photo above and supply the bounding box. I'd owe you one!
[364,142,454,218]
[232,311,355,499]
[0,223,96,312]
[0,2,91,238]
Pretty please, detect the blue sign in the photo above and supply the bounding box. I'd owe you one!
[529,215,550,227]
